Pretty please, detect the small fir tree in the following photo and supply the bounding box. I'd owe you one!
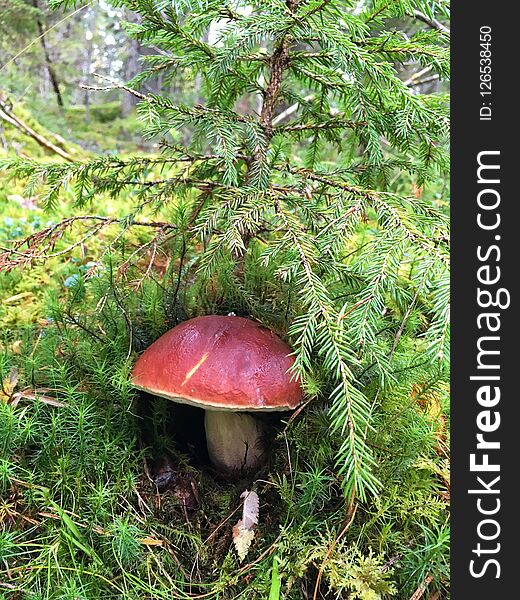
[0,0,450,501]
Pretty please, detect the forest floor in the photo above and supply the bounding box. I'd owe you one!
[0,101,450,599]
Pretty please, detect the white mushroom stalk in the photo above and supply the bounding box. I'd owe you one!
[204,411,266,472]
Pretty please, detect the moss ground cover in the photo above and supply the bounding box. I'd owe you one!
[1,109,449,599]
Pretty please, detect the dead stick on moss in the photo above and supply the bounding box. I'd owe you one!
[409,574,433,600]
[203,505,242,545]
[81,73,148,102]
[284,399,311,429]
[312,503,358,600]
[185,529,287,600]
[236,529,285,577]
[0,96,73,161]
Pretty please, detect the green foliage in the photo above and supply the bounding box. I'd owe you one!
[0,0,39,38]
[323,546,398,599]
[0,0,450,597]
[0,260,449,597]
[65,101,122,123]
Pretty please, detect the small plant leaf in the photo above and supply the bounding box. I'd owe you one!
[269,556,281,600]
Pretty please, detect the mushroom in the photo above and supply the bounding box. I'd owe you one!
[131,315,302,473]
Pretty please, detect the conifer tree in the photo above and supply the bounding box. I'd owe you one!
[0,0,450,500]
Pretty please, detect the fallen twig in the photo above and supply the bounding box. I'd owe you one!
[0,94,74,161]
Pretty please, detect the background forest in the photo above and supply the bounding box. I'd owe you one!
[0,1,450,598]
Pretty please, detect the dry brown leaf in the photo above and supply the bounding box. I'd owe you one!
[241,489,259,530]
[232,520,255,562]
[138,537,163,546]
[232,490,260,562]
[0,367,18,402]
[10,340,23,355]
[10,388,65,408]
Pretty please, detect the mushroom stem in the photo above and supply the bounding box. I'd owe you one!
[204,410,266,473]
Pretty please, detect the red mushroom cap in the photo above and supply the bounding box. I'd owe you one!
[131,315,302,411]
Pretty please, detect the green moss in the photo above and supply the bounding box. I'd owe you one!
[65,101,122,124]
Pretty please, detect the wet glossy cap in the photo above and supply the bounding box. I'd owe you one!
[131,315,302,411]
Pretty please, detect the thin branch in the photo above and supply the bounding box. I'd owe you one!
[403,65,433,86]
[0,2,92,75]
[271,94,314,127]
[413,10,450,34]
[312,504,358,600]
[0,215,176,271]
[80,73,148,101]
[278,118,366,133]
[408,74,440,87]
[0,95,73,161]
[301,0,332,19]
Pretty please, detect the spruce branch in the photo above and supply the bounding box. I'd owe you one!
[0,0,450,504]
[274,198,380,499]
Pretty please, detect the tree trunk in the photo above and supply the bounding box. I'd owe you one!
[121,10,142,116]
[32,0,64,107]
[82,10,96,125]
